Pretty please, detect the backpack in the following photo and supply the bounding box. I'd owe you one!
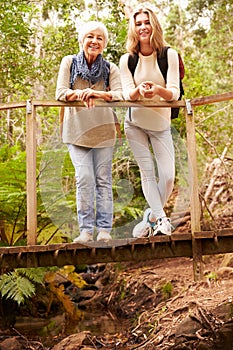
[128,47,185,119]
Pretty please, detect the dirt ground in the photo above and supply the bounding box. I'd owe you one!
[91,254,233,349]
[40,251,233,350]
[1,253,233,350]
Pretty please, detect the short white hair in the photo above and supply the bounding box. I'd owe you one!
[78,21,109,48]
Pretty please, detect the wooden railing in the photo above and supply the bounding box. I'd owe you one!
[1,91,233,279]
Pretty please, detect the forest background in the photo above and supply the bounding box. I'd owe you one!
[0,0,232,256]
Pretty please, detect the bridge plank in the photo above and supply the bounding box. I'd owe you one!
[0,229,231,269]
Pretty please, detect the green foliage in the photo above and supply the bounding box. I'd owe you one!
[42,0,85,16]
[0,0,37,98]
[161,281,173,299]
[205,271,218,282]
[0,143,72,245]
[119,278,127,300]
[97,0,128,64]
[0,145,27,244]
[0,267,47,305]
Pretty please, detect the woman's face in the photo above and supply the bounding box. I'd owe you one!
[135,12,152,44]
[82,29,105,62]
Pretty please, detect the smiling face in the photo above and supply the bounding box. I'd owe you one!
[135,12,152,45]
[82,29,105,64]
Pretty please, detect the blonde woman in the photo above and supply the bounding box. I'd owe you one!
[56,21,122,243]
[119,6,180,237]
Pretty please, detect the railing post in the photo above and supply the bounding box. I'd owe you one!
[26,100,37,245]
[185,100,202,281]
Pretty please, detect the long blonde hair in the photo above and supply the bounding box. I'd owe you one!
[126,6,166,55]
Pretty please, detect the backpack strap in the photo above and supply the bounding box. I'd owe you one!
[157,46,169,82]
[128,53,139,76]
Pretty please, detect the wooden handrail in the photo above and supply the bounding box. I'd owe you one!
[0,101,27,110]
[1,90,232,110]
[191,91,233,106]
[31,99,186,108]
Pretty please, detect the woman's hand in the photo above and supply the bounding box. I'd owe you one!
[138,81,173,101]
[138,81,159,99]
[76,88,112,109]
[75,88,96,109]
[78,88,95,101]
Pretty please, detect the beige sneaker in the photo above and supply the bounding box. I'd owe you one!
[73,232,93,243]
[97,231,112,242]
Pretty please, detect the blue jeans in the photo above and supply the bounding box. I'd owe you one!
[68,144,114,235]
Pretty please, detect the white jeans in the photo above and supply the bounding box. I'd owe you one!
[125,121,175,219]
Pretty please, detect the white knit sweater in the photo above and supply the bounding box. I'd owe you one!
[119,49,180,131]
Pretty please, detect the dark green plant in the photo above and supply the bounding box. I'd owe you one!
[0,267,46,305]
[161,281,173,299]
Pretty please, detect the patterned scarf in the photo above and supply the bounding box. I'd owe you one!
[70,50,110,89]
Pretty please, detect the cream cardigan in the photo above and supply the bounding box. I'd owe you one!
[56,55,123,148]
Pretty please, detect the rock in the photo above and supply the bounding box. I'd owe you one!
[78,290,95,300]
[196,341,213,350]
[215,320,233,350]
[0,337,23,350]
[51,331,95,350]
[175,315,202,337]
[212,301,233,322]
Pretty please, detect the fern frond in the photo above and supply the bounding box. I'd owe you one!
[0,272,35,305]
[16,267,47,284]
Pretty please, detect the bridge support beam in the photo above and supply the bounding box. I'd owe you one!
[185,100,202,281]
[26,100,37,245]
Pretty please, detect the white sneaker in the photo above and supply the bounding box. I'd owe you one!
[97,231,112,242]
[132,208,156,238]
[73,232,93,243]
[153,217,172,236]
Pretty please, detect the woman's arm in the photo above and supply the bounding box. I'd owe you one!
[56,55,74,101]
[165,48,180,101]
[119,53,140,101]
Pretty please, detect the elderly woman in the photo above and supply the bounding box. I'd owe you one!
[56,21,122,243]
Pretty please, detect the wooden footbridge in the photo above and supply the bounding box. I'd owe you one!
[1,91,233,280]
